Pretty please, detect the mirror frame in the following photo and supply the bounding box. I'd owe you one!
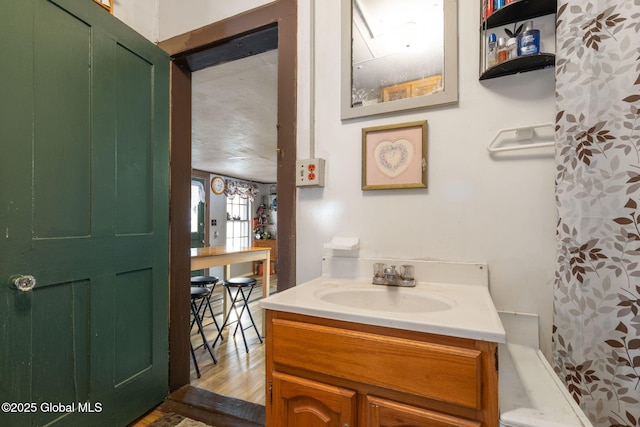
[341,0,458,120]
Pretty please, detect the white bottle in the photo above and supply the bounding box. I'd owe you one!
[507,37,517,59]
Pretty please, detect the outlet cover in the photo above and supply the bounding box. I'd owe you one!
[296,158,325,187]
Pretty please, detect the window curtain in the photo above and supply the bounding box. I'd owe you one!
[554,2,640,426]
[224,179,260,201]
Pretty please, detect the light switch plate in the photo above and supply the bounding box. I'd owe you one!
[296,158,325,187]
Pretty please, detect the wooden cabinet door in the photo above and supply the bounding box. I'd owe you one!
[271,372,356,427]
[366,396,481,427]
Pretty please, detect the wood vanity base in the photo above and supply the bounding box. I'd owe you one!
[265,310,498,427]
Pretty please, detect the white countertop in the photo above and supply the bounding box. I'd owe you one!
[260,276,506,343]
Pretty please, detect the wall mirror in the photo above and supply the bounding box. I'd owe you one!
[341,0,458,120]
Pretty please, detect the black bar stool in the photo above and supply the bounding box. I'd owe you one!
[190,286,217,377]
[190,275,222,338]
[213,277,263,353]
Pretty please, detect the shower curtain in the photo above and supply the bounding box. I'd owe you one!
[554,1,640,426]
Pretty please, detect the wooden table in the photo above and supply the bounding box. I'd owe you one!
[190,245,271,335]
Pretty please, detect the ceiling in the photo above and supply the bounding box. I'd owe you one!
[191,49,278,183]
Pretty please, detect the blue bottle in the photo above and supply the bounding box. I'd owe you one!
[487,33,497,68]
[518,21,540,56]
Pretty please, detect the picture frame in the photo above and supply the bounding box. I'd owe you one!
[362,120,428,190]
[93,0,113,13]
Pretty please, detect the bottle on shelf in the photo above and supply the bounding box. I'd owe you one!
[483,0,494,20]
[479,0,556,80]
[497,37,508,63]
[507,37,517,60]
[486,33,497,68]
[518,21,540,56]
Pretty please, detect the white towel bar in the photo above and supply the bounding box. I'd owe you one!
[487,123,555,153]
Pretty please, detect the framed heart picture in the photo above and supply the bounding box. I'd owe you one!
[362,120,428,190]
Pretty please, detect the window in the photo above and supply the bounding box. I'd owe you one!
[226,196,251,248]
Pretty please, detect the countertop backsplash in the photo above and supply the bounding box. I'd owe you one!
[321,255,489,288]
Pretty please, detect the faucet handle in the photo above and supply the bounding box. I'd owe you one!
[399,264,416,286]
[372,263,386,284]
[400,264,414,280]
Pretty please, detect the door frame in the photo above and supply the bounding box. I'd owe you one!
[159,0,297,391]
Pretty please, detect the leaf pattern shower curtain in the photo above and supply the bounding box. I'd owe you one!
[554,1,640,426]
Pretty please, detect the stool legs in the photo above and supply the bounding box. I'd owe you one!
[190,343,201,378]
[213,284,263,353]
[230,286,263,349]
[194,290,223,341]
[190,297,217,372]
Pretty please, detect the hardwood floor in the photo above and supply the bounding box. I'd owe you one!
[129,409,165,426]
[189,275,272,405]
[130,275,274,426]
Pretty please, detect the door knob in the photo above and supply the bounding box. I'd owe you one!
[10,275,36,292]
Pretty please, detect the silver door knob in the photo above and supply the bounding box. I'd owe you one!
[11,275,36,292]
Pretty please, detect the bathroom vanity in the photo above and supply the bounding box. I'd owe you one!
[266,311,498,426]
[261,259,506,427]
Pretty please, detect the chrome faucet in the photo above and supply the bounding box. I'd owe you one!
[372,264,415,287]
[385,265,400,285]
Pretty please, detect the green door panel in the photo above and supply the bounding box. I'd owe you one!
[191,178,206,276]
[191,178,206,249]
[0,0,169,425]
[116,45,154,235]
[33,2,92,239]
[31,281,92,426]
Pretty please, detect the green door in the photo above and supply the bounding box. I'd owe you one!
[0,1,169,426]
[191,178,206,277]
[191,178,206,249]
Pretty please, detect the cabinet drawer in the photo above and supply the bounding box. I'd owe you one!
[366,395,481,427]
[271,319,482,409]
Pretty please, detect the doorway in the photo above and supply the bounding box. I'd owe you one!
[161,0,297,393]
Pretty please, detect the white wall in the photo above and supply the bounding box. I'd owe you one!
[297,1,557,358]
[157,0,276,42]
[113,0,275,42]
[120,1,558,359]
[208,176,227,247]
[112,0,159,42]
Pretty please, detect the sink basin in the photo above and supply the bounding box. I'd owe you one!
[261,273,506,342]
[315,286,452,313]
